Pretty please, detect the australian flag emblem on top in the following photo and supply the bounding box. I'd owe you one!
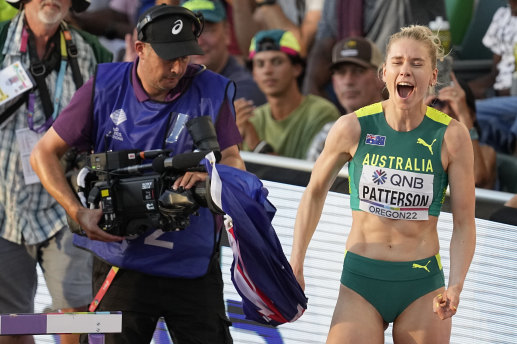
[365,133,386,146]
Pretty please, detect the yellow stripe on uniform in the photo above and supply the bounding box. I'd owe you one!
[435,253,443,270]
[355,102,383,118]
[426,106,452,125]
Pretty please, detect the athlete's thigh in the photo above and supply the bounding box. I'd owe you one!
[327,284,385,344]
[393,287,451,344]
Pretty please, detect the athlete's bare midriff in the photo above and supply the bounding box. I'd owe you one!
[346,210,440,261]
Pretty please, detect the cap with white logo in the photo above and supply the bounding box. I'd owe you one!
[137,6,204,61]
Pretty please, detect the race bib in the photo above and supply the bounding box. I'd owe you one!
[358,165,434,220]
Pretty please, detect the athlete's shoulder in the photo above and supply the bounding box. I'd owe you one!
[355,102,383,118]
[444,117,470,147]
[329,112,361,144]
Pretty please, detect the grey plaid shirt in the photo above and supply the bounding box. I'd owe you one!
[0,12,98,244]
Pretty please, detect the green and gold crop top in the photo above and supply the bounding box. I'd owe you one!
[348,103,450,220]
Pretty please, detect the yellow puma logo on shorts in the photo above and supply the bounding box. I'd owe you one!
[417,138,436,155]
[412,260,431,272]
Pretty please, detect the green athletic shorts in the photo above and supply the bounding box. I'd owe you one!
[340,250,445,323]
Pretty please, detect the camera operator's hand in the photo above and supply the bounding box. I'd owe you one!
[76,207,125,242]
[173,171,207,190]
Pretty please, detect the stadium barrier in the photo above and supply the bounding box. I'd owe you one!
[0,312,121,343]
[30,177,517,343]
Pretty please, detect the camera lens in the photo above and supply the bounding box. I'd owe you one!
[186,116,220,155]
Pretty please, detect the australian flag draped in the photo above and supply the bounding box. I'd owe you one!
[203,153,308,326]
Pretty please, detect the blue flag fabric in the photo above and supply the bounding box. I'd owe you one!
[203,155,308,326]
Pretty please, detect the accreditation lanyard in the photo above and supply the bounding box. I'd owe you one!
[21,26,68,133]
[89,266,119,312]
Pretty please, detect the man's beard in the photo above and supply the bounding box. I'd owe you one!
[37,0,67,25]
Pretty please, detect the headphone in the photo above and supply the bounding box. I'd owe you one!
[136,5,204,42]
[6,0,90,12]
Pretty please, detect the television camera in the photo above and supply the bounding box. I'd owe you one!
[68,116,224,237]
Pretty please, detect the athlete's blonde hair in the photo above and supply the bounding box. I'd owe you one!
[385,25,444,70]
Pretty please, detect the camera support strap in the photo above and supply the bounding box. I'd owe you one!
[88,266,119,312]
[0,21,84,130]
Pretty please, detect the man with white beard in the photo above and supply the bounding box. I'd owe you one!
[0,0,111,343]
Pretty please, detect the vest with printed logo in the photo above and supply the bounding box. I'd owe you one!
[348,102,450,220]
[73,62,234,278]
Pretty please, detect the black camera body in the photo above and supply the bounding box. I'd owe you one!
[69,116,224,237]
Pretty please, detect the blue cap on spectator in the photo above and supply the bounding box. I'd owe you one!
[181,0,226,23]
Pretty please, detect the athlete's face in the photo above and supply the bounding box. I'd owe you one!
[382,38,437,109]
[136,42,190,100]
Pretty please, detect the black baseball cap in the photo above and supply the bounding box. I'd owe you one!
[137,5,204,60]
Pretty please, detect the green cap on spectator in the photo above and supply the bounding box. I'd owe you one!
[181,0,226,23]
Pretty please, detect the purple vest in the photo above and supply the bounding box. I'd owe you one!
[74,62,233,278]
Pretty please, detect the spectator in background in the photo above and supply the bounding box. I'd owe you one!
[468,0,517,98]
[303,0,445,104]
[307,37,385,161]
[427,73,497,189]
[0,0,112,343]
[66,0,139,60]
[68,0,138,41]
[231,0,323,58]
[237,29,339,159]
[466,0,517,156]
[182,0,266,107]
[474,96,517,155]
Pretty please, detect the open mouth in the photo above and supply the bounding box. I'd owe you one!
[397,82,414,99]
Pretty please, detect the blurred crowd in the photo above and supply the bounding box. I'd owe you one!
[2,0,517,200]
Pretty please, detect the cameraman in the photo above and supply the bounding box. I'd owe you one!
[0,0,112,343]
[30,4,244,343]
